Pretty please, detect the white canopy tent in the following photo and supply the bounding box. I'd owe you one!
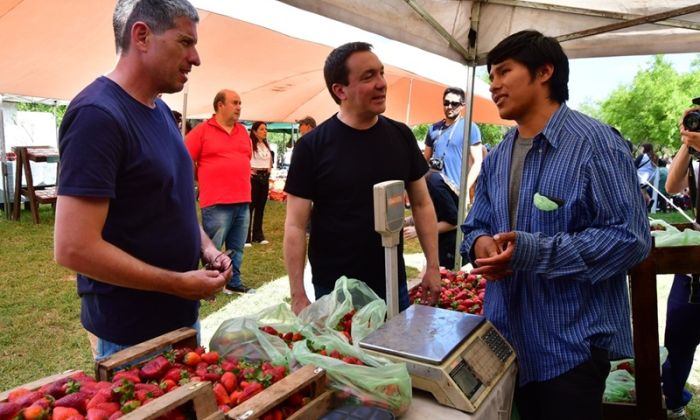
[278,0,700,267]
[276,1,700,65]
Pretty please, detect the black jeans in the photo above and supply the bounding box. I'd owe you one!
[248,171,269,242]
[515,346,609,420]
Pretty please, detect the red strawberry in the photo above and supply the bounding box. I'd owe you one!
[13,391,44,408]
[54,391,90,413]
[200,351,219,365]
[20,405,47,420]
[160,379,177,393]
[237,382,263,404]
[0,402,21,420]
[220,372,237,393]
[52,407,82,420]
[86,408,109,420]
[182,352,201,367]
[139,356,171,381]
[91,403,119,416]
[212,383,230,406]
[111,372,140,384]
[107,411,123,420]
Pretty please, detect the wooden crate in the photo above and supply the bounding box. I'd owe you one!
[95,327,197,381]
[227,364,334,420]
[0,370,80,402]
[120,381,223,420]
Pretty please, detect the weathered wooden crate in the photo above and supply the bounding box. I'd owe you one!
[120,381,223,420]
[94,327,222,420]
[0,370,80,402]
[227,364,334,420]
[95,327,198,381]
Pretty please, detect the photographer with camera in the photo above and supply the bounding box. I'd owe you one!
[423,87,483,202]
[660,104,700,418]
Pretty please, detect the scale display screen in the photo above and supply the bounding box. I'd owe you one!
[450,361,482,399]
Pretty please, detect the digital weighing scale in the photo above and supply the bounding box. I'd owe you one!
[360,305,515,413]
[369,180,517,413]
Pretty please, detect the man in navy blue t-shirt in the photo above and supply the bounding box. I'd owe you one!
[54,0,230,359]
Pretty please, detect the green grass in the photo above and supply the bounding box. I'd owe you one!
[0,201,290,391]
[2,203,700,419]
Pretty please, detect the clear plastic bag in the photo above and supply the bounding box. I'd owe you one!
[209,303,305,367]
[650,219,700,247]
[298,276,387,344]
[291,334,412,416]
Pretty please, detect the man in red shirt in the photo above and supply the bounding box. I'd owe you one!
[186,89,255,294]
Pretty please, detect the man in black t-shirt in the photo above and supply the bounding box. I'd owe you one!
[283,42,441,314]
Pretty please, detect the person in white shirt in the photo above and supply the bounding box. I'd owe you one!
[248,121,272,245]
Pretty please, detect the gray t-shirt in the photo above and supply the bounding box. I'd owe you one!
[509,135,534,229]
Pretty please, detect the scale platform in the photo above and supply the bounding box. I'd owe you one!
[360,305,516,413]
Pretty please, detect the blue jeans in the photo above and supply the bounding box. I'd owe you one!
[202,204,249,288]
[94,320,201,362]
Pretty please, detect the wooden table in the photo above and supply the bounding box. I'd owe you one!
[12,146,59,223]
[603,227,700,420]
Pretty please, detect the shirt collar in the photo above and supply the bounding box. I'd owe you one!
[537,103,570,148]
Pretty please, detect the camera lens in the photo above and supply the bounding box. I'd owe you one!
[683,110,700,132]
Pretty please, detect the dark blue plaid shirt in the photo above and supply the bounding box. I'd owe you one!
[461,104,651,385]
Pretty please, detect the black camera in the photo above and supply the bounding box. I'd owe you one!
[683,97,700,159]
[428,157,444,171]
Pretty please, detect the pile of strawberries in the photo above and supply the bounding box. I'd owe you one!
[409,268,486,315]
[258,326,305,348]
[333,309,356,344]
[257,323,364,366]
[0,346,309,420]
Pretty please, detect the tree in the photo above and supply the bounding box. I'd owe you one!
[598,55,700,155]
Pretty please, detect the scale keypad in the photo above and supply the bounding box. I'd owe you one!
[482,327,513,362]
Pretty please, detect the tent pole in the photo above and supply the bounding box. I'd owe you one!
[0,95,10,219]
[405,78,414,124]
[453,0,483,270]
[455,65,477,269]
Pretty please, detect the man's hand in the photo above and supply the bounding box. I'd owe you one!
[420,265,442,306]
[403,226,417,240]
[470,232,516,280]
[174,269,228,300]
[291,294,312,315]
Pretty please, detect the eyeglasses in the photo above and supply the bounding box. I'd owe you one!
[205,249,238,276]
[443,100,463,108]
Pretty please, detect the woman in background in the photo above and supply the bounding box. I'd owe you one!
[635,142,658,209]
[247,121,272,245]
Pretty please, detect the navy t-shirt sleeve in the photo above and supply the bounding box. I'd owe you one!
[284,135,314,199]
[58,105,123,198]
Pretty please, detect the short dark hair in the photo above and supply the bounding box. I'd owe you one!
[113,0,199,54]
[296,116,317,128]
[324,42,373,105]
[486,30,569,104]
[443,87,465,103]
